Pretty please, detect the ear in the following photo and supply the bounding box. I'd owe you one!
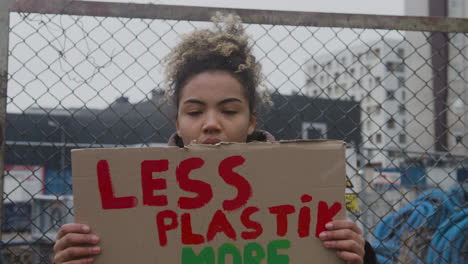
[247,112,257,135]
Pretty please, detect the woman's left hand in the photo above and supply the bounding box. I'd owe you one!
[319,219,365,264]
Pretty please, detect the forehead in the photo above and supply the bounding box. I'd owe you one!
[180,71,246,100]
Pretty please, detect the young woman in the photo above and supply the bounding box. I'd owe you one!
[53,13,375,264]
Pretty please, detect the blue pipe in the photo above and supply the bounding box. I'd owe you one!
[372,185,467,263]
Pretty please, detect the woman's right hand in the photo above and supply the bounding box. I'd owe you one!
[53,223,101,264]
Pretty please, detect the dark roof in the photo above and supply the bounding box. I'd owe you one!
[5,93,360,168]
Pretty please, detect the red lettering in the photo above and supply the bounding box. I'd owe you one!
[298,195,312,237]
[206,210,237,241]
[141,160,169,206]
[315,201,342,237]
[241,206,263,240]
[298,207,311,237]
[177,158,213,209]
[97,160,138,209]
[219,155,252,211]
[181,213,205,245]
[268,205,295,237]
[156,210,178,246]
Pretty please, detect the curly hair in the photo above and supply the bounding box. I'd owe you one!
[164,12,267,113]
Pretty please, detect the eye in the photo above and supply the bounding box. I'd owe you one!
[223,110,238,115]
[187,111,202,116]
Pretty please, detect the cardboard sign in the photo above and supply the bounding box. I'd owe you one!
[72,141,346,264]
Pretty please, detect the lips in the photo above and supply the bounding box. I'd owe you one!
[202,138,222,144]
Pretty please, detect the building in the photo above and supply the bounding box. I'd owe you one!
[304,39,407,167]
[404,0,468,157]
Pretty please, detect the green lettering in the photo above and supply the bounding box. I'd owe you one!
[244,242,266,264]
[218,243,242,264]
[267,240,291,264]
[182,247,215,264]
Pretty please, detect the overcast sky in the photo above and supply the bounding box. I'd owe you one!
[100,0,406,15]
[9,0,408,112]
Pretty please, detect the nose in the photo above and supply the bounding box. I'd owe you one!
[202,111,221,135]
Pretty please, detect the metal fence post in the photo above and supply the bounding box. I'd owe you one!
[0,0,12,239]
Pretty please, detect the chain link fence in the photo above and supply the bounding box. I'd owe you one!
[1,0,467,263]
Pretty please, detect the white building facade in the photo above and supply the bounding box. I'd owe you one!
[304,39,407,167]
[405,0,468,157]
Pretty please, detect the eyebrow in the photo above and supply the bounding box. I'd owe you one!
[217,98,243,106]
[182,97,243,106]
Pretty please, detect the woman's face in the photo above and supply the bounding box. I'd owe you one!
[176,71,256,145]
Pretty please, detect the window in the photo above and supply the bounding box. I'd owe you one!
[396,63,404,72]
[350,68,355,75]
[327,61,332,69]
[320,75,324,84]
[368,135,373,143]
[454,133,463,144]
[398,77,405,88]
[402,90,406,101]
[334,72,339,81]
[387,90,396,100]
[397,48,405,59]
[375,105,382,115]
[387,118,396,129]
[366,120,372,130]
[369,78,373,87]
[341,57,347,65]
[313,65,318,72]
[327,86,332,94]
[302,122,327,139]
[313,90,318,96]
[374,48,380,57]
[399,104,406,114]
[375,77,381,85]
[376,134,382,143]
[386,62,395,72]
[399,134,407,144]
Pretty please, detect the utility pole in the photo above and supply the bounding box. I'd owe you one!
[0,0,13,240]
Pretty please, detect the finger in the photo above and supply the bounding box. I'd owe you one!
[336,250,363,264]
[323,240,365,257]
[54,246,100,263]
[54,233,99,252]
[326,220,362,234]
[57,224,91,240]
[319,229,364,244]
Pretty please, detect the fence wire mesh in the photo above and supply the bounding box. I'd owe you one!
[1,1,467,263]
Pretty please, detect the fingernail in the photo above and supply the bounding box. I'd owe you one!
[82,225,90,232]
[91,235,99,243]
[92,246,100,253]
[323,241,332,247]
[325,223,333,229]
[319,232,327,239]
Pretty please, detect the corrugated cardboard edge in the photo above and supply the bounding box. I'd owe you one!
[71,139,345,153]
